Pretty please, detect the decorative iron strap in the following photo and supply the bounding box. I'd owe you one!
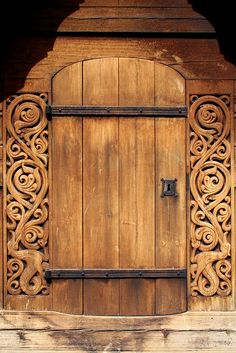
[47,105,187,117]
[45,268,187,280]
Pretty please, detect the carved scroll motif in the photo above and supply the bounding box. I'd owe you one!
[6,93,49,295]
[190,95,232,297]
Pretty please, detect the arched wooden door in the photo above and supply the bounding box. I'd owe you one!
[49,58,187,315]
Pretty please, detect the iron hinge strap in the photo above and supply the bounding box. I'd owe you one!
[44,268,187,280]
[46,105,187,118]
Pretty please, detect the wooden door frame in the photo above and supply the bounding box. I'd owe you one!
[1,58,235,314]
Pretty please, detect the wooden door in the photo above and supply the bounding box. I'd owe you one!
[50,58,187,315]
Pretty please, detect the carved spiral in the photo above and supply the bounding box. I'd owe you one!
[6,94,49,296]
[216,259,231,296]
[190,95,231,297]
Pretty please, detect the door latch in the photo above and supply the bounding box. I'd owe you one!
[161,178,178,197]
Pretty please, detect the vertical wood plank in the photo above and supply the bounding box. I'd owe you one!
[83,58,118,105]
[119,58,155,315]
[52,118,83,314]
[155,62,185,106]
[83,119,119,268]
[83,58,119,314]
[52,62,82,105]
[83,279,119,315]
[156,279,186,315]
[119,58,155,106]
[155,118,187,314]
[119,119,155,315]
[119,119,155,268]
[120,279,155,315]
[83,118,119,314]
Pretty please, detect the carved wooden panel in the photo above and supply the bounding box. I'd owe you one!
[6,93,49,295]
[190,94,232,297]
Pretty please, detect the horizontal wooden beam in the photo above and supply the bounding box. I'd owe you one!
[1,311,236,352]
[44,268,187,280]
[47,105,187,117]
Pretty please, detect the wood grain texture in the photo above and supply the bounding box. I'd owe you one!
[1,310,236,331]
[18,0,213,34]
[52,62,82,105]
[155,64,185,106]
[119,58,154,106]
[83,279,119,315]
[119,119,155,268]
[155,118,186,314]
[52,118,83,314]
[40,7,205,20]
[119,119,156,315]
[54,18,213,34]
[83,118,119,314]
[83,58,119,314]
[83,118,119,269]
[2,311,236,352]
[118,58,156,315]
[83,58,118,105]
[48,0,193,7]
[155,118,186,269]
[48,58,187,315]
[7,37,236,81]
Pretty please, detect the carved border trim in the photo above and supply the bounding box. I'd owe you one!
[6,93,49,295]
[190,94,232,297]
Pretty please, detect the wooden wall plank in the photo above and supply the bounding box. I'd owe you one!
[119,58,155,106]
[1,311,236,331]
[83,58,119,315]
[83,58,118,105]
[155,118,187,314]
[31,7,205,20]
[52,62,82,105]
[155,63,185,106]
[49,0,192,7]
[1,325,236,351]
[117,0,192,6]
[55,18,213,34]
[118,58,155,315]
[51,118,83,314]
[7,38,236,81]
[119,119,155,269]
[83,118,119,314]
[14,0,212,34]
[155,118,186,269]
[119,119,156,315]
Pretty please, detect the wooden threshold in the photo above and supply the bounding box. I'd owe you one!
[0,311,236,352]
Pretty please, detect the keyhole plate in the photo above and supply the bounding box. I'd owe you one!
[161,178,178,197]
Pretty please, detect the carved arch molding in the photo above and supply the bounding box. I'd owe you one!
[4,93,232,298]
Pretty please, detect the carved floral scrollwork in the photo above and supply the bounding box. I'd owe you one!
[6,93,49,295]
[190,95,232,297]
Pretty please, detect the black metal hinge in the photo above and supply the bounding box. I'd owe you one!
[44,268,187,281]
[46,105,187,118]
